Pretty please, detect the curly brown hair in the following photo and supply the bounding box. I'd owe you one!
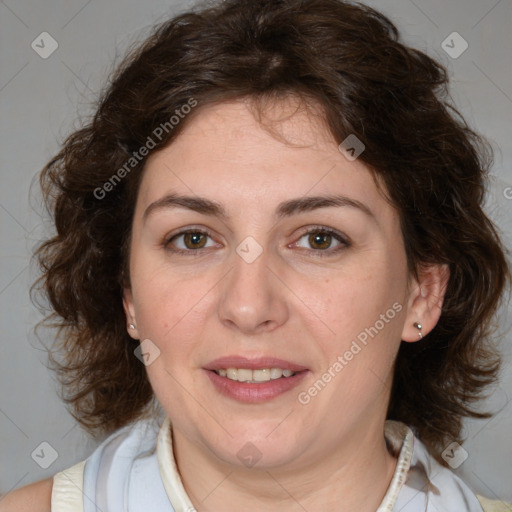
[32,0,510,462]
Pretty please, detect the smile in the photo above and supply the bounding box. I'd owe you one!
[214,368,296,382]
[204,357,309,403]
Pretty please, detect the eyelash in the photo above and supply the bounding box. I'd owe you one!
[163,226,350,257]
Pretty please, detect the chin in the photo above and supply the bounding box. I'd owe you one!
[207,425,306,470]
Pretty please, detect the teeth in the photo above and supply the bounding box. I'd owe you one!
[253,369,270,382]
[270,368,282,379]
[216,367,296,382]
[237,369,252,382]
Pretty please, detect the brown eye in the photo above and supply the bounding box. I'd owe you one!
[294,227,350,256]
[308,232,333,250]
[183,232,207,249]
[165,230,216,253]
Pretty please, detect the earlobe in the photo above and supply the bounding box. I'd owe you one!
[123,287,139,339]
[401,263,450,343]
[412,321,423,339]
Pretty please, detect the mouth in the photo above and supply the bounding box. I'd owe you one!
[213,367,296,383]
[204,357,309,403]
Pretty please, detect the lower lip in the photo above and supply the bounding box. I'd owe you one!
[205,369,309,403]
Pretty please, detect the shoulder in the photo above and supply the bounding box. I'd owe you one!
[0,477,53,512]
[477,495,512,512]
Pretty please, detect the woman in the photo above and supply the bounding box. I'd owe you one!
[4,0,510,510]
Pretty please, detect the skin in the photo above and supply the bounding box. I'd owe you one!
[5,96,448,511]
[0,478,52,512]
[122,97,449,512]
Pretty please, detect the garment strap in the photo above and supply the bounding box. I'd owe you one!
[477,495,512,512]
[51,460,86,512]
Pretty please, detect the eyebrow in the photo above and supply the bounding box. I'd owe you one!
[142,193,375,222]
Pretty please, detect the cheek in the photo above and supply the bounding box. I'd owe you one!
[295,258,406,406]
[135,276,211,419]
[298,283,403,424]
[132,266,225,382]
[131,256,211,334]
[138,289,205,351]
[306,259,403,341]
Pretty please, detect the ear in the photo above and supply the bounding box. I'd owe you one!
[123,287,140,340]
[401,263,450,342]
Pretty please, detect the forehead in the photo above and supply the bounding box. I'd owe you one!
[136,98,394,224]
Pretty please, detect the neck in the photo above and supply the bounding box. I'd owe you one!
[172,418,398,512]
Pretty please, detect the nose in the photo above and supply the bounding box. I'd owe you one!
[217,245,289,335]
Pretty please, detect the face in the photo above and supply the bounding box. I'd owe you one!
[124,97,418,471]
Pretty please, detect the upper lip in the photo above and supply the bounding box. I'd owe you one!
[204,356,308,372]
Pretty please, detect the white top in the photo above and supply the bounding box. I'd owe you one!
[51,417,491,511]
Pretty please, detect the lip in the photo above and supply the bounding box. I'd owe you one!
[205,368,309,403]
[203,356,309,372]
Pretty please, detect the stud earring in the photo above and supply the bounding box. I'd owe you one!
[413,322,423,338]
[129,323,136,330]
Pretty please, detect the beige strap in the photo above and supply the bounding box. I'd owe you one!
[51,460,86,512]
[477,494,512,512]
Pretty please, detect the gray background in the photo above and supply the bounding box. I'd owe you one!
[1,0,511,503]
